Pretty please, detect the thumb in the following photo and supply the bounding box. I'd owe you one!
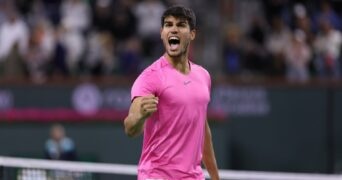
[145,94,158,102]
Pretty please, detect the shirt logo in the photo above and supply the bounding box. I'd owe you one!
[183,80,191,85]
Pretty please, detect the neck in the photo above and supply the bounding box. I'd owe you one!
[164,53,190,74]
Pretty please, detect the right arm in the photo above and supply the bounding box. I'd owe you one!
[124,95,158,137]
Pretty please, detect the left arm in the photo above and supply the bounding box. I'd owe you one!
[202,120,220,180]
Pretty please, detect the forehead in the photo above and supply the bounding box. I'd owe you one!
[163,16,188,24]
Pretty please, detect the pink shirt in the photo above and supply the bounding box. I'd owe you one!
[131,56,211,180]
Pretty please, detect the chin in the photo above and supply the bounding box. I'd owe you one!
[168,53,181,58]
[167,50,181,57]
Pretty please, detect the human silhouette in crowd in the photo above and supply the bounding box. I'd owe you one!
[45,124,77,161]
[133,0,166,59]
[265,16,291,75]
[0,5,28,77]
[314,17,342,78]
[284,30,312,82]
[24,19,55,83]
[222,24,243,75]
[0,0,341,81]
[243,16,269,75]
[313,1,342,31]
[85,30,118,75]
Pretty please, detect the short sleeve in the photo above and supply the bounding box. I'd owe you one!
[131,70,159,101]
[202,68,211,94]
[206,70,211,100]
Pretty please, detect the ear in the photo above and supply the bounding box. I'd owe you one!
[190,29,196,40]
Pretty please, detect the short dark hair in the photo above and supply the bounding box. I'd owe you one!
[161,6,196,30]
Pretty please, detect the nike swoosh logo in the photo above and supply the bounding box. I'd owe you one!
[184,81,191,85]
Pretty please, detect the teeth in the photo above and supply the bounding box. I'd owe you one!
[169,37,179,40]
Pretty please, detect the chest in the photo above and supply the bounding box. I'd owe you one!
[158,71,210,107]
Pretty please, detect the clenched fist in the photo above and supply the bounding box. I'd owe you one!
[140,94,159,118]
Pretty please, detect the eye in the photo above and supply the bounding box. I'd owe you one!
[177,21,188,28]
[164,23,172,27]
[179,23,187,27]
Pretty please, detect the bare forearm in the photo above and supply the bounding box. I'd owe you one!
[203,121,219,180]
[124,113,146,137]
[203,144,219,180]
[124,95,158,137]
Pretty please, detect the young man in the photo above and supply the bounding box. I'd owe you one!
[124,6,220,180]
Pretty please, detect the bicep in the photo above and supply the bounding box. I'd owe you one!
[128,96,143,115]
[124,97,144,136]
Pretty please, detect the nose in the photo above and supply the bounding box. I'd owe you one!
[170,25,178,33]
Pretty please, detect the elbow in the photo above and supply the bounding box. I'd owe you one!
[124,121,140,138]
[125,128,138,138]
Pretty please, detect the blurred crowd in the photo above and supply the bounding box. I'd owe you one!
[0,0,185,83]
[0,0,341,83]
[221,0,342,82]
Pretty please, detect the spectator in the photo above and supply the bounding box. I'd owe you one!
[111,0,137,43]
[49,26,68,77]
[222,24,243,75]
[265,16,291,75]
[45,124,77,161]
[0,6,28,77]
[85,30,118,75]
[313,1,342,31]
[293,3,315,45]
[63,28,86,75]
[24,19,55,83]
[284,30,312,82]
[133,0,166,59]
[60,0,91,33]
[314,17,342,78]
[58,0,91,75]
[243,16,269,75]
[0,7,28,61]
[118,37,142,75]
[41,0,62,26]
[92,0,113,32]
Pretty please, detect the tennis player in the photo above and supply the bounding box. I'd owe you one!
[124,5,220,180]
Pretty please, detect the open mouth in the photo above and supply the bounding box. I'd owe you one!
[168,37,180,51]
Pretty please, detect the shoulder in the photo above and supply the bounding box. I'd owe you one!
[191,62,211,78]
[61,137,75,150]
[191,62,211,88]
[45,139,56,148]
[136,57,168,80]
[132,57,166,95]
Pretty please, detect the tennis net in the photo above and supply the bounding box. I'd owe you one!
[0,156,341,180]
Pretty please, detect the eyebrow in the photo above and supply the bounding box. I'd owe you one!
[163,20,188,25]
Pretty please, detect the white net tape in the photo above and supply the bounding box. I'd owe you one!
[1,156,341,180]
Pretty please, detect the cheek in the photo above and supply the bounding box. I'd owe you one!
[161,29,168,39]
[183,35,193,44]
[160,32,164,40]
[161,32,164,40]
[161,35,168,43]
[161,36,168,45]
